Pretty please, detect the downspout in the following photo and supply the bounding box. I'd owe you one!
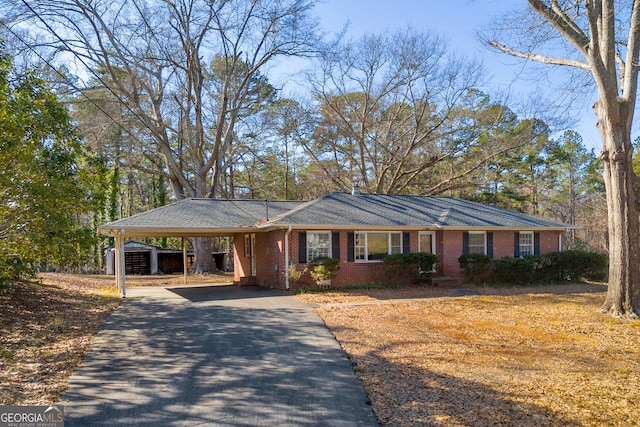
[284,225,292,290]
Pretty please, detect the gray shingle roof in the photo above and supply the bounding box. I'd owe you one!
[98,193,572,237]
[97,198,304,237]
[264,193,571,230]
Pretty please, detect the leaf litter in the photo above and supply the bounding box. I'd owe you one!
[297,284,640,426]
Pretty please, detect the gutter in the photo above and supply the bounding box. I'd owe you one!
[284,225,292,290]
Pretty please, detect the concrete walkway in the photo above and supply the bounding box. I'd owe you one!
[61,285,378,426]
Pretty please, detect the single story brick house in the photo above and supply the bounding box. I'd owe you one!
[98,188,572,295]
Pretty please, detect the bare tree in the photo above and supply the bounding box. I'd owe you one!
[487,1,639,317]
[307,28,548,197]
[306,29,545,196]
[7,0,320,272]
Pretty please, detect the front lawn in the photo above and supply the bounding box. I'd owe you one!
[3,275,638,427]
[0,273,120,404]
[297,284,640,426]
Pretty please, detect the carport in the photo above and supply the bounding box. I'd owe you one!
[97,198,304,297]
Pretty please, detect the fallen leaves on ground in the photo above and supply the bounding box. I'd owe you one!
[121,272,234,287]
[0,273,120,404]
[298,284,640,427]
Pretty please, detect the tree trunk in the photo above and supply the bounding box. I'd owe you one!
[598,118,640,318]
[191,237,212,274]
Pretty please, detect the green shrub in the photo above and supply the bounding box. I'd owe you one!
[493,256,539,284]
[0,255,35,285]
[287,265,308,287]
[383,252,438,284]
[539,250,608,282]
[309,256,340,282]
[492,250,608,285]
[458,253,493,282]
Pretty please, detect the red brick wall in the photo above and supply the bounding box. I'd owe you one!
[441,230,563,281]
[440,230,463,279]
[256,230,287,287]
[539,231,561,254]
[233,233,249,282]
[283,230,420,289]
[250,228,564,289]
[234,231,287,287]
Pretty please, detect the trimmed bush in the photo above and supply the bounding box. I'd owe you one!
[493,250,608,285]
[383,252,438,284]
[458,253,493,283]
[539,250,608,282]
[493,256,540,284]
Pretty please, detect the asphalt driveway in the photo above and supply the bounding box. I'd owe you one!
[61,285,378,426]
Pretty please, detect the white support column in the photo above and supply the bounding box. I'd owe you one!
[182,237,188,286]
[150,246,158,274]
[106,248,114,275]
[114,230,127,298]
[114,235,121,294]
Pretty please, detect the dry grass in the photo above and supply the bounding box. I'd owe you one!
[0,273,120,404]
[122,272,234,287]
[3,274,638,427]
[297,284,640,427]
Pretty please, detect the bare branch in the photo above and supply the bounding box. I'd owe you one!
[622,1,640,103]
[528,0,591,54]
[489,40,591,70]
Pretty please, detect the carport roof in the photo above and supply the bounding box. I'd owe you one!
[97,198,304,237]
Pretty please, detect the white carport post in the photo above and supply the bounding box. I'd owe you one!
[182,237,188,286]
[114,229,127,298]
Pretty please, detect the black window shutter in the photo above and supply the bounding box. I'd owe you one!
[462,232,469,255]
[514,232,520,258]
[332,231,340,260]
[534,232,540,256]
[347,232,355,262]
[487,232,493,258]
[403,232,410,254]
[298,231,307,263]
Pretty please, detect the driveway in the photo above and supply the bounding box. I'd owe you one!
[61,285,378,426]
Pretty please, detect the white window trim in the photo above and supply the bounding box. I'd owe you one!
[354,231,403,262]
[468,231,487,255]
[418,231,436,254]
[519,231,534,258]
[307,230,332,263]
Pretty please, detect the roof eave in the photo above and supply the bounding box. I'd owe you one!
[257,223,576,231]
[97,226,258,238]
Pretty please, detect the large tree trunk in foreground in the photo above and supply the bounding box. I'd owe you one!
[487,1,640,317]
[598,113,640,318]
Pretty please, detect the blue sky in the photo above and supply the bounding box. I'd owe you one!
[273,0,603,151]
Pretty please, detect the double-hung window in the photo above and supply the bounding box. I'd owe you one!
[307,231,331,262]
[354,231,402,262]
[467,232,487,255]
[519,231,534,257]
